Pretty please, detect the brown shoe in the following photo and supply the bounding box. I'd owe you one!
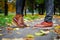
[34,21,53,28]
[13,14,27,28]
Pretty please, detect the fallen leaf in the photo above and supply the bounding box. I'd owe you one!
[6,27,13,30]
[24,37,34,40]
[12,22,17,26]
[26,34,34,38]
[26,24,30,27]
[0,29,2,31]
[16,32,20,34]
[35,32,45,36]
[0,34,3,36]
[15,28,20,30]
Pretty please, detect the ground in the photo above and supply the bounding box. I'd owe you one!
[0,13,60,40]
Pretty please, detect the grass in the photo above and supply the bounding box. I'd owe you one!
[0,14,14,27]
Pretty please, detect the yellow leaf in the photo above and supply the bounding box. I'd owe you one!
[26,34,34,38]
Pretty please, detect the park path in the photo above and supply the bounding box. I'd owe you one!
[0,17,60,40]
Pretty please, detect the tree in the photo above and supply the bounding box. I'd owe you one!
[4,0,8,16]
[27,0,35,15]
[35,0,45,15]
[54,0,60,15]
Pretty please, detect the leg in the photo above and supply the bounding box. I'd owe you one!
[13,0,27,28]
[34,0,54,28]
[44,0,54,22]
[16,0,25,15]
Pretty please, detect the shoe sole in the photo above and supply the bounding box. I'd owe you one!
[34,26,54,30]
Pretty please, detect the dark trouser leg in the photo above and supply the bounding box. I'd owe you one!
[13,0,27,27]
[16,0,25,15]
[44,0,54,22]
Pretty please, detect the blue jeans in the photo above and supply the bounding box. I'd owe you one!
[44,0,54,22]
[16,0,25,15]
[16,0,54,22]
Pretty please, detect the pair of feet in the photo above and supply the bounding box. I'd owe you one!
[13,14,53,28]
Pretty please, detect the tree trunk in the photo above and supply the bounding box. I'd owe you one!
[38,7,41,15]
[54,5,56,15]
[59,8,60,16]
[25,8,26,16]
[41,4,44,15]
[4,0,8,16]
[38,4,44,15]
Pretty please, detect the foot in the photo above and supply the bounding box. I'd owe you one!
[13,14,27,28]
[34,21,53,28]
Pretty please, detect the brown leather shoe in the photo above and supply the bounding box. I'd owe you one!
[34,21,53,28]
[13,14,27,28]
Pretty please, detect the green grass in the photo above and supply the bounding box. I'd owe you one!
[0,14,14,27]
[24,14,39,20]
